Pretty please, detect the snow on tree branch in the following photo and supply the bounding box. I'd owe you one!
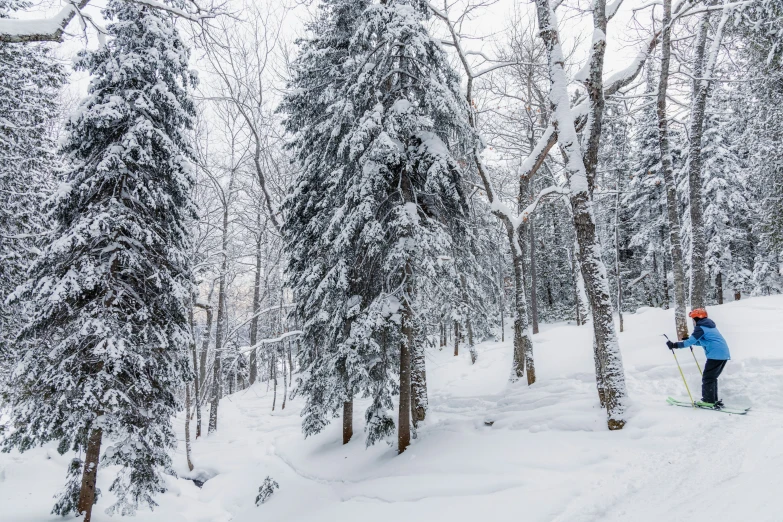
[0,0,222,43]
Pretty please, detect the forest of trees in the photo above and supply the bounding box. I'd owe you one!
[0,0,781,519]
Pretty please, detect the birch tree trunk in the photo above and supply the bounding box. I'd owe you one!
[534,0,627,429]
[657,0,690,339]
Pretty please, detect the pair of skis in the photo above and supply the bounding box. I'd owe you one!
[663,334,750,415]
[666,396,750,415]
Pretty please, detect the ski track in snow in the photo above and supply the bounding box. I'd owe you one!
[2,296,783,521]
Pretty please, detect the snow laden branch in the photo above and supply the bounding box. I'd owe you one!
[238,331,303,354]
[0,0,222,43]
[518,0,708,183]
[520,186,572,221]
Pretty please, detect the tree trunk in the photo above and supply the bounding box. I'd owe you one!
[281,347,287,410]
[657,0,688,339]
[716,271,724,304]
[185,384,194,471]
[398,259,414,454]
[411,326,428,424]
[615,170,624,333]
[687,13,713,310]
[208,200,230,434]
[271,351,277,411]
[77,427,102,522]
[342,399,353,444]
[249,213,263,385]
[529,218,540,334]
[734,290,741,301]
[287,342,293,383]
[498,253,505,342]
[189,304,202,439]
[453,321,459,356]
[534,0,626,429]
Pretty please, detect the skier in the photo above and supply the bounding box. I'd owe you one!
[666,308,731,408]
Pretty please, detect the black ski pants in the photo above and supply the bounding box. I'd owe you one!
[702,359,728,403]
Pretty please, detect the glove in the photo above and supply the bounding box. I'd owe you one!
[666,341,676,349]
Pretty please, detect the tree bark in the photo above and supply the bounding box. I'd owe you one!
[615,169,624,333]
[208,194,231,434]
[342,399,353,444]
[281,347,287,410]
[411,326,428,424]
[185,384,194,471]
[453,321,459,356]
[249,212,264,385]
[529,218,540,335]
[189,304,202,439]
[398,258,414,454]
[535,0,627,429]
[716,271,724,304]
[687,13,712,310]
[77,427,102,522]
[271,351,277,411]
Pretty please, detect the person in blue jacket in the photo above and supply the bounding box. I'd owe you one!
[666,308,731,408]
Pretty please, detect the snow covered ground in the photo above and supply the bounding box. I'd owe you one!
[3,295,783,522]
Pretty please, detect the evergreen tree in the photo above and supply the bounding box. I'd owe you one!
[2,1,197,518]
[701,107,754,302]
[283,0,475,453]
[0,0,66,375]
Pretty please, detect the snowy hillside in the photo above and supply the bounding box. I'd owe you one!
[3,295,783,522]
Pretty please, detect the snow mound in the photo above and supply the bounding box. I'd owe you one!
[3,296,783,521]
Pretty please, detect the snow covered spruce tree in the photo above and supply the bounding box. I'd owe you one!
[0,0,66,375]
[283,0,475,452]
[701,108,754,303]
[2,2,196,519]
[281,0,372,446]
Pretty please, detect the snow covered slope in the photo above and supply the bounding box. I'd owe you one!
[3,295,783,522]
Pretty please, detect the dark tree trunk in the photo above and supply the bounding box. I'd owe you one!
[398,261,414,454]
[734,290,741,301]
[77,427,102,522]
[453,321,459,356]
[716,271,724,304]
[343,400,353,444]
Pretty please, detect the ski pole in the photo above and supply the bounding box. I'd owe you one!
[690,347,703,376]
[671,349,694,406]
[664,334,695,407]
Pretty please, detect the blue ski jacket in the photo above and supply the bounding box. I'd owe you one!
[673,318,731,360]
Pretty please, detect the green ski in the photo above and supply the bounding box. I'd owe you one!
[666,396,750,415]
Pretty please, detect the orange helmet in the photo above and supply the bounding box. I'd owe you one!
[688,308,708,319]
